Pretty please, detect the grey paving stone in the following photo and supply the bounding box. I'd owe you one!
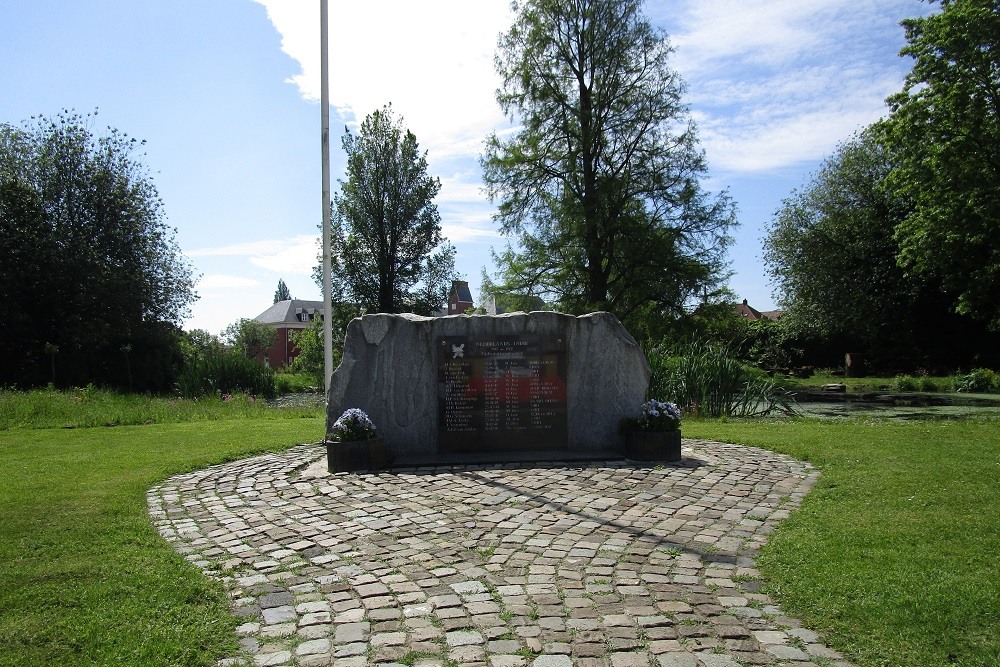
[149,440,855,667]
[260,605,295,625]
[657,652,699,667]
[295,638,331,656]
[446,629,485,647]
[532,656,573,667]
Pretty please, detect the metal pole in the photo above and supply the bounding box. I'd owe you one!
[320,0,334,396]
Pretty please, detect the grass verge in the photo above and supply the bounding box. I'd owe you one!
[0,386,322,430]
[684,417,1000,667]
[0,416,324,667]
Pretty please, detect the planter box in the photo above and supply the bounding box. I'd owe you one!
[327,437,387,473]
[626,430,681,462]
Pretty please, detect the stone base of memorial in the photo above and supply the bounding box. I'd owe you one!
[625,430,681,462]
[327,312,650,465]
[326,437,387,473]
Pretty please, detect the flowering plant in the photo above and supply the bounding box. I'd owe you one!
[329,408,378,442]
[627,399,682,432]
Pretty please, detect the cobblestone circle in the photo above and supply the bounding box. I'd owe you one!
[147,440,854,667]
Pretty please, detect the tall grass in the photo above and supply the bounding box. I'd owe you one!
[0,386,323,430]
[176,346,276,399]
[648,340,794,417]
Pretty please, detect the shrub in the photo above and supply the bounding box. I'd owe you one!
[919,376,940,392]
[176,346,276,399]
[955,368,999,393]
[275,372,316,395]
[647,340,794,418]
[894,375,919,392]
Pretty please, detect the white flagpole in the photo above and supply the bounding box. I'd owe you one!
[320,0,334,396]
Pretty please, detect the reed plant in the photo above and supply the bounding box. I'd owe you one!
[176,346,276,399]
[647,339,794,417]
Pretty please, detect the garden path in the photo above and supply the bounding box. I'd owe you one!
[148,440,852,667]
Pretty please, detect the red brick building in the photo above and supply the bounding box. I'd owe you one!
[252,299,324,369]
[447,280,474,315]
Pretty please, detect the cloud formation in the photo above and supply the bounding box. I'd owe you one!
[253,0,929,180]
[189,235,319,276]
[664,0,930,172]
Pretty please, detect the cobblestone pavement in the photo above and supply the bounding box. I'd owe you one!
[147,440,853,667]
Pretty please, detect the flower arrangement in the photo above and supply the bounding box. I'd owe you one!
[628,399,682,432]
[329,408,378,443]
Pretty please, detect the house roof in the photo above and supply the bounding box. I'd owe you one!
[254,299,325,326]
[736,299,763,320]
[735,299,782,322]
[451,280,474,304]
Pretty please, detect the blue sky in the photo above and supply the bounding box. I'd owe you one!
[0,0,932,335]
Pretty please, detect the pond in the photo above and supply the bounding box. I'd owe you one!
[792,390,1000,420]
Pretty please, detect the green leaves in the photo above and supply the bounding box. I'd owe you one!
[0,110,196,389]
[329,105,455,314]
[878,0,1000,328]
[482,0,734,331]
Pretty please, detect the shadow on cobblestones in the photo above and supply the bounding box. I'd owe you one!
[147,440,853,667]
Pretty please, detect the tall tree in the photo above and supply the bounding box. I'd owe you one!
[273,278,292,303]
[222,318,276,360]
[0,110,196,389]
[482,0,735,329]
[876,0,1000,328]
[764,132,993,368]
[328,105,455,314]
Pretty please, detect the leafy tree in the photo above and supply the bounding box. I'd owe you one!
[222,318,276,360]
[290,302,359,385]
[328,105,455,314]
[408,242,460,316]
[876,0,1000,328]
[273,278,292,303]
[0,110,196,389]
[764,132,992,368]
[482,0,735,330]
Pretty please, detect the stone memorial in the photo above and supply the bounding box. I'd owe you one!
[327,311,648,465]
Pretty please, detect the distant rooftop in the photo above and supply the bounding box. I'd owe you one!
[254,299,325,325]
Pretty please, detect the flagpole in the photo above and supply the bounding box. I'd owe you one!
[320,0,334,396]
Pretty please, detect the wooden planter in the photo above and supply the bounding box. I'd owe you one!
[327,437,387,473]
[626,430,682,462]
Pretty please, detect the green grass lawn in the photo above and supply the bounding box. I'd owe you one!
[684,418,1000,667]
[0,393,324,667]
[3,387,997,667]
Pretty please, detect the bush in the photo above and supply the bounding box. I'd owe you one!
[647,340,794,418]
[955,368,999,393]
[919,376,941,392]
[275,372,317,395]
[894,375,920,392]
[176,346,276,399]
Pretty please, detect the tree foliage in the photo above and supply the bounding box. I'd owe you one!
[482,0,735,330]
[764,132,995,368]
[876,0,1000,328]
[273,278,292,303]
[290,302,360,385]
[0,110,196,389]
[328,105,457,314]
[222,318,276,360]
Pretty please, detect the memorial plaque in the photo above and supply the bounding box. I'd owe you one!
[438,335,568,453]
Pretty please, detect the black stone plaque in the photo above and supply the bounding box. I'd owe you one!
[438,335,568,453]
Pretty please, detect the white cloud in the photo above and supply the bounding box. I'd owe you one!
[198,274,261,290]
[665,0,930,173]
[252,0,928,180]
[252,0,512,161]
[188,234,319,276]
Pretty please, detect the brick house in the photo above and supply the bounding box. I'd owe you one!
[252,299,324,369]
[447,280,474,315]
[736,299,781,322]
